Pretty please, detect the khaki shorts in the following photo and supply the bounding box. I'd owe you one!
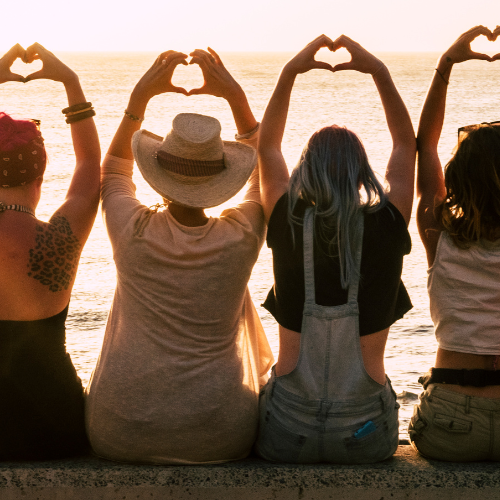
[409,384,500,461]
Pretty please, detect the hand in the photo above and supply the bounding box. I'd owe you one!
[133,51,188,100]
[331,35,384,74]
[283,35,335,75]
[188,48,242,101]
[442,26,493,64]
[24,43,78,84]
[0,44,26,84]
[492,26,500,61]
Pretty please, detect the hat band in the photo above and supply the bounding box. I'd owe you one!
[156,150,225,177]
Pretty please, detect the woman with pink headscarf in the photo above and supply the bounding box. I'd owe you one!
[0,43,100,460]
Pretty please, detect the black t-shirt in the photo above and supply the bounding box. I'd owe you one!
[263,194,413,336]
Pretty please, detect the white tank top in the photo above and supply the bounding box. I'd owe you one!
[428,231,500,355]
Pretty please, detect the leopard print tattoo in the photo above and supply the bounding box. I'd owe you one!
[27,215,82,292]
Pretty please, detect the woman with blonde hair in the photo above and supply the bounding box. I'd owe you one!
[409,25,500,461]
[255,35,416,463]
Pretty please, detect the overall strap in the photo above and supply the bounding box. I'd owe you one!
[303,208,316,304]
[346,214,364,305]
[303,209,365,306]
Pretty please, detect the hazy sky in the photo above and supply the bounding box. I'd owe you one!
[2,0,500,53]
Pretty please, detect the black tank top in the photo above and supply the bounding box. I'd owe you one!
[0,306,88,460]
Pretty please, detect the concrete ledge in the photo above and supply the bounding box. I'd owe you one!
[1,446,500,499]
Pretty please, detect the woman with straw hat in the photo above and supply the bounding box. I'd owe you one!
[85,48,273,464]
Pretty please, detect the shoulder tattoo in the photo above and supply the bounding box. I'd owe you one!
[27,215,82,292]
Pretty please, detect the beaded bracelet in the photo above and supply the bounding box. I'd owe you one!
[124,110,144,122]
[62,102,92,115]
[66,109,96,124]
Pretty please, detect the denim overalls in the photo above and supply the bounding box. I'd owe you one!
[255,208,399,463]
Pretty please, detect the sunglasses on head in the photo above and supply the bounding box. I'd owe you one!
[458,121,500,141]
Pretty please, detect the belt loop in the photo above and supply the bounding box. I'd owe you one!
[465,395,471,415]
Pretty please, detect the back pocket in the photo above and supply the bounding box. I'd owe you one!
[345,419,398,464]
[433,413,472,433]
[256,412,306,463]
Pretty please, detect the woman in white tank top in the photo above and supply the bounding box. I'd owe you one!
[409,25,500,461]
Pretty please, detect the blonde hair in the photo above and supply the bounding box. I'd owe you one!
[288,125,387,288]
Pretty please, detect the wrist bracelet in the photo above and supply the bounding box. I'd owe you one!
[65,106,94,117]
[124,110,144,122]
[235,122,260,140]
[62,102,92,115]
[66,109,96,124]
[435,68,449,85]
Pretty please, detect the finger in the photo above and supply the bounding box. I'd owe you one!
[25,42,45,63]
[161,52,188,68]
[464,25,492,42]
[172,86,188,96]
[332,34,352,52]
[188,52,212,73]
[24,69,45,82]
[25,53,40,64]
[4,72,25,83]
[315,34,335,50]
[470,51,492,62]
[331,61,354,72]
[207,47,223,65]
[2,43,25,65]
[157,51,187,66]
[190,49,215,65]
[187,87,207,96]
[491,53,500,61]
[313,61,335,72]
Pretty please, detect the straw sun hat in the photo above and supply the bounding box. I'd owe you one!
[132,113,256,208]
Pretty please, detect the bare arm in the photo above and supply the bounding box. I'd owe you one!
[107,51,188,161]
[258,35,335,222]
[24,43,101,243]
[416,26,492,266]
[189,47,257,135]
[332,35,416,225]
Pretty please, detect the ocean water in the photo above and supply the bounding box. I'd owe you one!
[3,51,500,437]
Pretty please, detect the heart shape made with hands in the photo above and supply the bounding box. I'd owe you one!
[471,31,500,58]
[10,57,43,82]
[317,46,351,68]
[170,61,205,94]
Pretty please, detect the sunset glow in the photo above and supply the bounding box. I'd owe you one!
[2,0,500,53]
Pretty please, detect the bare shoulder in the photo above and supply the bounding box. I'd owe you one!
[27,214,82,293]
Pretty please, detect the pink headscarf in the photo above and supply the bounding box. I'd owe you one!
[0,112,47,188]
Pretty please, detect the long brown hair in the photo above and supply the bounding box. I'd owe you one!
[439,124,500,247]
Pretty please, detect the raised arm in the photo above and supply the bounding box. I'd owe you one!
[332,36,416,225]
[189,48,262,209]
[107,51,188,161]
[189,47,257,137]
[258,35,335,222]
[416,26,492,265]
[24,43,101,243]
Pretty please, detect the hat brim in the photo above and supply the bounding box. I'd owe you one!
[132,129,256,208]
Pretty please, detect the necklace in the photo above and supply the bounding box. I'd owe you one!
[0,201,35,217]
